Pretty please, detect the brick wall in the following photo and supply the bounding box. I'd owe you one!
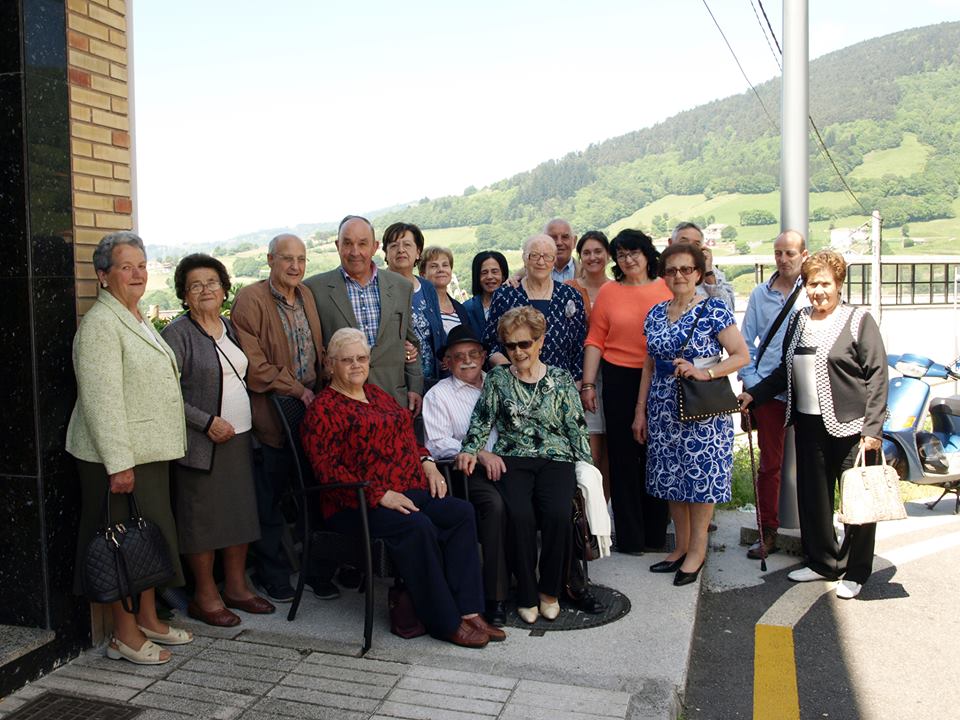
[66,0,131,314]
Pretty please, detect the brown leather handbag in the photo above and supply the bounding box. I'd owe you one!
[388,582,426,639]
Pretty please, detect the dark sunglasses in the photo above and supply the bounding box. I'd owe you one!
[503,338,539,351]
[664,265,697,277]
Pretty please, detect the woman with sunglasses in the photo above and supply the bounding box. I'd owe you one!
[634,244,749,586]
[581,230,672,553]
[457,306,591,624]
[482,234,586,381]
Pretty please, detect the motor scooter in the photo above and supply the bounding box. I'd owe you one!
[882,353,960,513]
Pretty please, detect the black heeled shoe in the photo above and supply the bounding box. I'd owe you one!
[673,561,705,586]
[649,554,686,574]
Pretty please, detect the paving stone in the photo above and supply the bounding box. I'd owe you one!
[281,671,392,700]
[395,676,512,703]
[267,684,381,713]
[302,651,408,676]
[290,657,400,687]
[166,668,274,696]
[31,673,141,702]
[402,664,517,690]
[210,637,304,661]
[249,696,370,720]
[180,657,286,684]
[72,649,188,678]
[509,680,630,716]
[198,647,300,673]
[148,679,258,708]
[385,687,502,716]
[131,690,242,719]
[133,710,195,720]
[54,663,156,689]
[500,704,625,720]
[374,700,494,720]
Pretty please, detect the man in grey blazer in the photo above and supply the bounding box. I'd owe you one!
[305,215,424,414]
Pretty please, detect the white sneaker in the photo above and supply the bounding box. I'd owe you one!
[788,567,831,582]
[836,580,862,599]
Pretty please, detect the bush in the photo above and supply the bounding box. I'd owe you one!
[721,225,738,240]
[739,209,777,226]
[735,240,751,255]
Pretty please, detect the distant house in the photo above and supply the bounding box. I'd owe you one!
[830,227,867,251]
[703,223,728,246]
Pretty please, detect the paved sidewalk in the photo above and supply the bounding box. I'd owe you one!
[0,549,700,720]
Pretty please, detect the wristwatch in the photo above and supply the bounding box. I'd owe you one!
[707,368,716,379]
[704,270,715,277]
[419,455,436,464]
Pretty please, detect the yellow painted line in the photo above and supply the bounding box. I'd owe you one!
[754,624,800,720]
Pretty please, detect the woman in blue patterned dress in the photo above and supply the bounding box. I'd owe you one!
[483,234,587,381]
[634,244,749,586]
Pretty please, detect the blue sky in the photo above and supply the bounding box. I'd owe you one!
[131,0,959,245]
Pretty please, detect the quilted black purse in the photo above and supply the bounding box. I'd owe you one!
[572,487,600,562]
[676,302,740,422]
[82,489,175,614]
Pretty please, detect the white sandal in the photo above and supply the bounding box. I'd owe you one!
[138,624,193,645]
[106,637,170,665]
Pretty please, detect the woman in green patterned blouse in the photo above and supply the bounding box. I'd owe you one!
[457,306,591,624]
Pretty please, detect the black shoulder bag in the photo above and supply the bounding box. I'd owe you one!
[82,489,176,614]
[741,284,803,431]
[676,302,741,422]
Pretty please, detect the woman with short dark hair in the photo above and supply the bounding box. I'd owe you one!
[162,254,273,626]
[462,251,509,338]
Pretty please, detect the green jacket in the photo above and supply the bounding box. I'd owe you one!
[66,290,187,474]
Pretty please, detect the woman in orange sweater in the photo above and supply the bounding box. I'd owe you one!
[581,229,672,554]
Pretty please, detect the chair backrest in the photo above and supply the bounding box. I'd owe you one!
[271,394,311,494]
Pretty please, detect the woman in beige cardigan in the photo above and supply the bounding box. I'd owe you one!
[67,232,192,665]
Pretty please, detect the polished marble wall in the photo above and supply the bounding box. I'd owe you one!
[0,0,90,694]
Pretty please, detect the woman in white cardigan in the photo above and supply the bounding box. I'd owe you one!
[67,232,192,665]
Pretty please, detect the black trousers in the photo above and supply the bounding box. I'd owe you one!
[327,489,484,637]
[466,470,509,603]
[250,444,293,587]
[498,457,576,607]
[794,413,877,584]
[602,359,669,550]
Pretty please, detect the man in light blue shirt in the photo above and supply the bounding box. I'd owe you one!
[545,218,579,282]
[738,229,809,558]
[669,222,736,311]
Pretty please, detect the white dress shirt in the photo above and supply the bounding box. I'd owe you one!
[422,374,497,460]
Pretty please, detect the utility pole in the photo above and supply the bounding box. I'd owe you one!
[777,0,808,531]
[871,210,882,322]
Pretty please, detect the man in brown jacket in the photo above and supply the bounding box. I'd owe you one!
[231,233,325,602]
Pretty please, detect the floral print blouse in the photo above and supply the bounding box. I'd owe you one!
[460,365,591,464]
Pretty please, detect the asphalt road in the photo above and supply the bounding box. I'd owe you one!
[683,500,960,720]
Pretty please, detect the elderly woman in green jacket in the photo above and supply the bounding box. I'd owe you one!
[67,232,192,666]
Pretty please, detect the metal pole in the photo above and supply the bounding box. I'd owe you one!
[871,210,882,321]
[777,0,808,531]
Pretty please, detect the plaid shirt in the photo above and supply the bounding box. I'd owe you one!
[268,279,317,388]
[340,265,382,347]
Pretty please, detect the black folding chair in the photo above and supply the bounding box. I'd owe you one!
[270,393,378,655]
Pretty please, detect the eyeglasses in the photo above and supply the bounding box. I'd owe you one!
[526,253,556,264]
[615,250,644,263]
[663,266,697,277]
[187,280,223,294]
[503,338,540,352]
[336,354,370,365]
[450,349,484,362]
[277,254,307,265]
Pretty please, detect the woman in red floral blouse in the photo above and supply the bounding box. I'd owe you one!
[301,328,504,648]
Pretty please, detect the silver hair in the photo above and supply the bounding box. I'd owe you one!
[93,231,146,273]
[326,327,370,359]
[543,218,573,235]
[671,222,703,242]
[268,233,303,255]
[522,233,556,257]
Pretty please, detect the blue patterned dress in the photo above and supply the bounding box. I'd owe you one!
[644,297,735,503]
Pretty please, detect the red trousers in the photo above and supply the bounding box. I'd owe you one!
[753,399,787,530]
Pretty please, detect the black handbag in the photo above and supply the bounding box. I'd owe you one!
[82,489,176,614]
[676,302,740,422]
[572,488,600,562]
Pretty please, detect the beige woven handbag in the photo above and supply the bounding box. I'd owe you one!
[838,446,907,525]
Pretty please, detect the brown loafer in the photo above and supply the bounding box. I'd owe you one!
[187,602,240,627]
[465,614,506,642]
[747,530,778,560]
[223,594,276,614]
[446,620,489,649]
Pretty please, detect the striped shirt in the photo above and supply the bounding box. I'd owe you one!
[422,374,496,460]
[340,265,381,348]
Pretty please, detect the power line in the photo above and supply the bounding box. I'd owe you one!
[751,0,871,215]
[749,0,781,71]
[700,0,779,131]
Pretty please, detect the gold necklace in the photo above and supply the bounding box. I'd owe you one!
[668,295,698,321]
